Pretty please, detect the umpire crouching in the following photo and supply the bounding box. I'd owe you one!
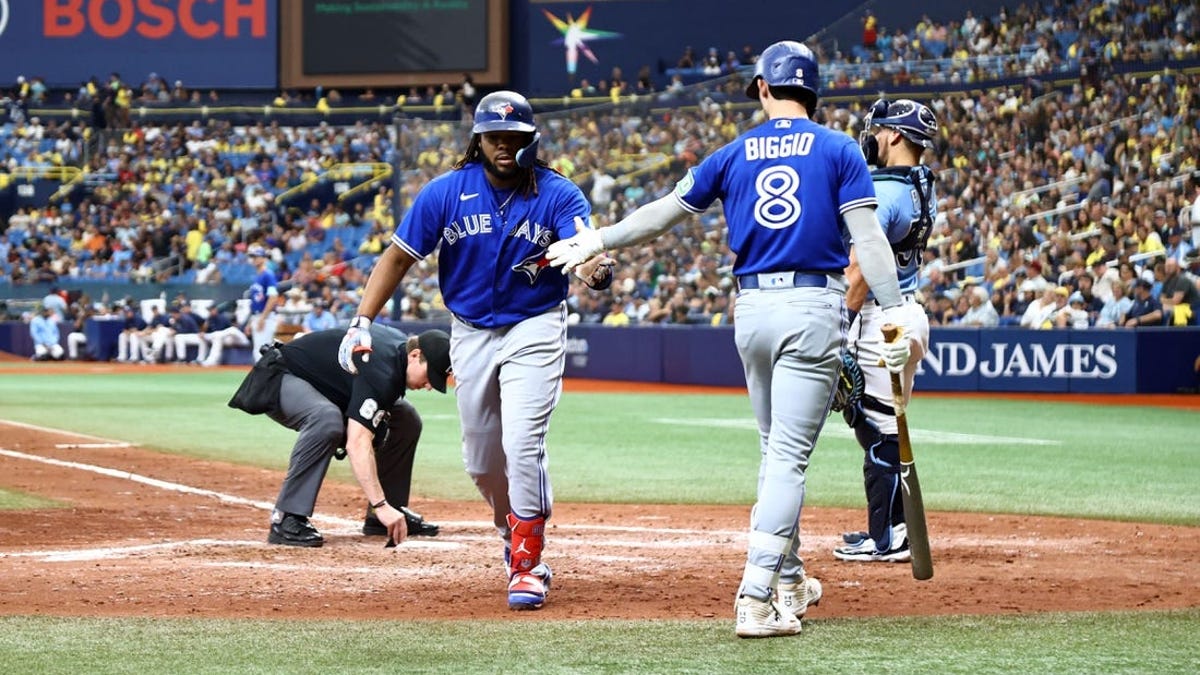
[230,325,451,547]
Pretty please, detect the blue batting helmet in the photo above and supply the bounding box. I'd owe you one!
[472,91,536,135]
[745,40,820,102]
[863,98,938,149]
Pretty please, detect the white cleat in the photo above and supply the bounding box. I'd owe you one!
[777,576,823,618]
[735,595,803,638]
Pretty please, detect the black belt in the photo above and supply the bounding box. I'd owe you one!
[738,271,831,290]
[872,293,918,307]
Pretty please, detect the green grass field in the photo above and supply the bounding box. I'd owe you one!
[1,371,1198,672]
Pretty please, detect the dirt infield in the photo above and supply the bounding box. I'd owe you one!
[1,362,1198,621]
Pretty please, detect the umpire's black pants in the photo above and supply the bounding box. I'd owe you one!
[268,373,422,518]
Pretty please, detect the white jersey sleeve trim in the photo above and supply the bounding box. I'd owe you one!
[839,197,878,214]
[390,234,425,261]
[673,191,705,214]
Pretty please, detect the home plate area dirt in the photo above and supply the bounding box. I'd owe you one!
[0,421,1197,622]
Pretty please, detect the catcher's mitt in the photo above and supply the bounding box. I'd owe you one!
[831,351,865,414]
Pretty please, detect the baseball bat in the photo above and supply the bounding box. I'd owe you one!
[881,324,933,581]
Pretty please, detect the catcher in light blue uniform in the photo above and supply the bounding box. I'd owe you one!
[547,41,913,638]
[338,91,611,612]
[835,98,939,564]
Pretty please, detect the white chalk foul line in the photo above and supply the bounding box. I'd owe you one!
[654,417,1061,446]
[0,446,750,539]
[1,418,131,444]
[0,539,264,562]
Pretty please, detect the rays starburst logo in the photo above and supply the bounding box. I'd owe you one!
[542,5,621,76]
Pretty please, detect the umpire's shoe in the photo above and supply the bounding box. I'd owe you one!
[362,506,440,537]
[268,513,324,548]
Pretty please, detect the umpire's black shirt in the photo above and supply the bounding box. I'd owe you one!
[279,326,408,430]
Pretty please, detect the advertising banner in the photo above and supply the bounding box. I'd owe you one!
[917,328,1136,393]
[0,0,277,89]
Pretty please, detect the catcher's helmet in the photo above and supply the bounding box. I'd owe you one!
[862,98,938,149]
[472,91,536,135]
[745,40,820,103]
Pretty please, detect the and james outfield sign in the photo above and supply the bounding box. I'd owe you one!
[915,328,1136,393]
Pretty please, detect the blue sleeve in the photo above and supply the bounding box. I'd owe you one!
[393,179,448,259]
[673,144,734,213]
[836,138,876,213]
[552,179,592,240]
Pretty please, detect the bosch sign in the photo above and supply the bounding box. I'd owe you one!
[43,0,268,39]
[0,1,277,88]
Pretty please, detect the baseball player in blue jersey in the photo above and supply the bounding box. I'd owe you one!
[548,41,913,638]
[338,91,611,611]
[834,99,939,563]
[247,244,281,360]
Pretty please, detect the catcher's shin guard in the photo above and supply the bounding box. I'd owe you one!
[845,407,906,551]
[862,433,905,551]
[506,513,548,610]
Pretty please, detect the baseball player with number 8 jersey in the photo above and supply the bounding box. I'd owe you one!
[547,40,914,638]
[339,90,611,612]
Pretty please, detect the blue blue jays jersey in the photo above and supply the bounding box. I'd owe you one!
[249,269,278,314]
[674,117,876,275]
[392,163,590,328]
[870,165,937,295]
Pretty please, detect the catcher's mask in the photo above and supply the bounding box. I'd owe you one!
[859,98,938,166]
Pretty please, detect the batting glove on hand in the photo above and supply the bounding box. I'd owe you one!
[338,316,373,374]
[879,306,912,374]
[546,216,604,273]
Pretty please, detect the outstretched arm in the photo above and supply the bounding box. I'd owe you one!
[546,196,691,271]
[599,195,692,249]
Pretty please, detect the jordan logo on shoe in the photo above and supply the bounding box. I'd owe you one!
[514,541,531,555]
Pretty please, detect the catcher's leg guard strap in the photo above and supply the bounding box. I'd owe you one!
[506,513,545,574]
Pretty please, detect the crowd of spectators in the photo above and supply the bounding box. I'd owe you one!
[3,0,1200,344]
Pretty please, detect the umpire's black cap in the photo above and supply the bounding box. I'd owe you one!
[417,330,452,393]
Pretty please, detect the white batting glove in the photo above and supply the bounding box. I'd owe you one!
[879,306,912,373]
[338,316,373,374]
[546,217,604,274]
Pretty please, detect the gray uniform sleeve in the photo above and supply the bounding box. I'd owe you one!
[598,195,692,250]
[844,206,903,308]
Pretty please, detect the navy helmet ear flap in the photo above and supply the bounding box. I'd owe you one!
[515,132,541,168]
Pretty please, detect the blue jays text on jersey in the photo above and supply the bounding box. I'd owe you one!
[391,163,590,328]
[673,117,876,276]
[867,165,937,296]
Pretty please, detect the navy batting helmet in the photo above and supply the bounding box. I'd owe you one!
[472,91,540,167]
[863,98,938,149]
[472,91,536,135]
[745,40,820,102]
